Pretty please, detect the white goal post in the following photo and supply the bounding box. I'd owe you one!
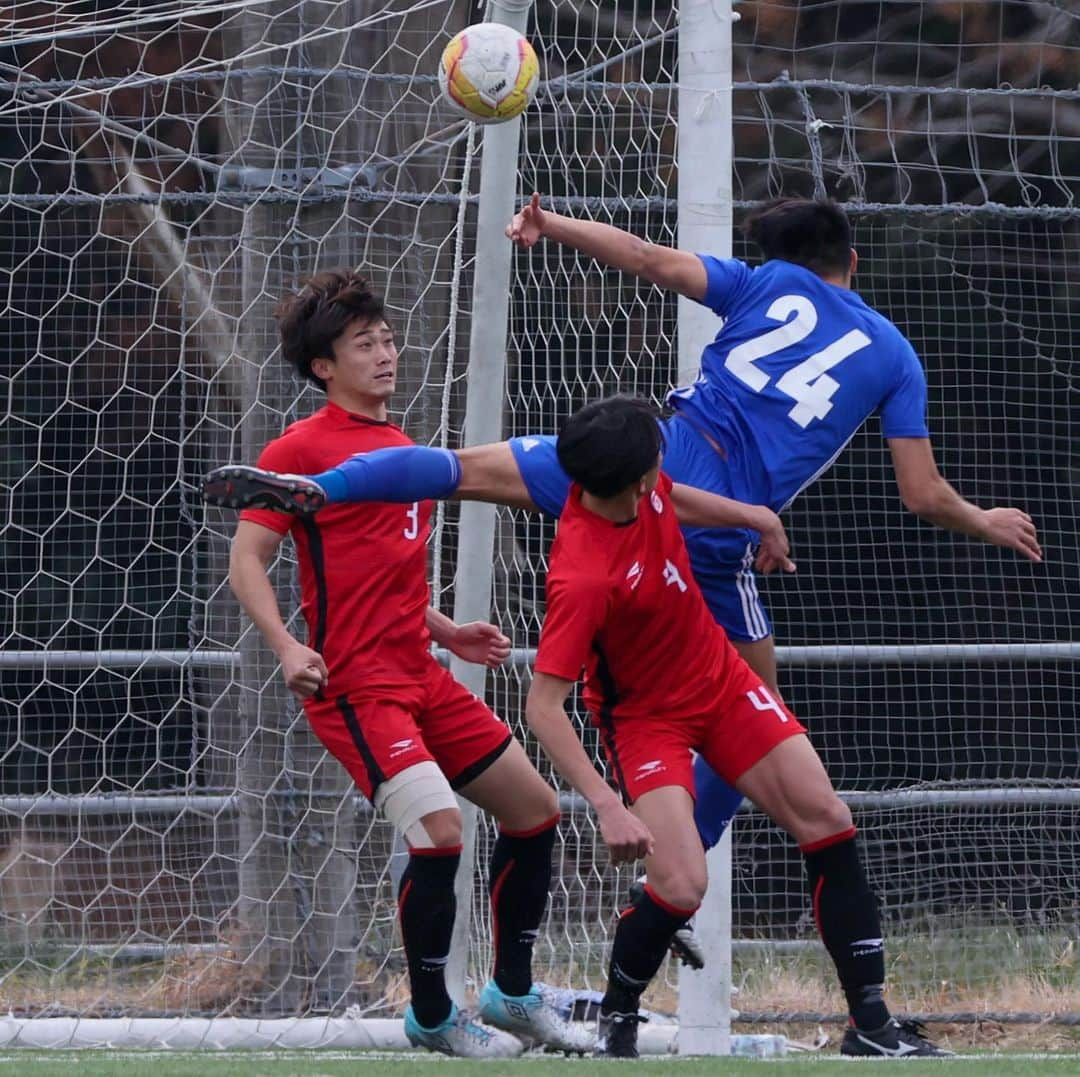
[673,0,735,1057]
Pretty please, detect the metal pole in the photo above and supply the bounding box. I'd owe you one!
[444,0,536,1008]
[675,0,735,1057]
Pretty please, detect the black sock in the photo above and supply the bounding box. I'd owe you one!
[802,829,890,1031]
[602,885,697,1015]
[399,846,460,1028]
[488,814,559,996]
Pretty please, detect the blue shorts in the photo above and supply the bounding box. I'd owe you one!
[508,416,772,642]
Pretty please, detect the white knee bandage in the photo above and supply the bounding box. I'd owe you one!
[374,761,458,848]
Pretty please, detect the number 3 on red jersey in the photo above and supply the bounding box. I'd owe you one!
[403,502,420,540]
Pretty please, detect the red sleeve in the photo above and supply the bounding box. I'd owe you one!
[534,570,611,682]
[238,436,301,536]
[657,471,674,496]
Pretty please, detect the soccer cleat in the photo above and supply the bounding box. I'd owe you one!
[478,980,594,1054]
[840,1017,953,1058]
[628,877,705,970]
[670,924,705,971]
[403,1002,524,1058]
[200,465,326,515]
[595,1009,646,1058]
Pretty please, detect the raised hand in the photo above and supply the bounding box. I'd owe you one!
[505,191,546,248]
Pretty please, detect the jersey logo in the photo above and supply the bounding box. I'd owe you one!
[389,738,416,757]
[520,437,540,452]
[650,491,663,513]
[625,561,644,589]
[662,559,688,592]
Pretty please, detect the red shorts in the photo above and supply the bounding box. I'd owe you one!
[595,655,806,804]
[304,658,512,802]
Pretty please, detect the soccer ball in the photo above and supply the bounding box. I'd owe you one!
[438,23,540,124]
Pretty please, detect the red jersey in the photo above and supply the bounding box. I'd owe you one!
[534,473,741,722]
[240,401,433,697]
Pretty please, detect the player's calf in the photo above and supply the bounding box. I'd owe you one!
[201,464,326,514]
[596,883,698,1058]
[629,877,705,970]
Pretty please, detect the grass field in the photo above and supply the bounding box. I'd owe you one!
[6,1052,1080,1076]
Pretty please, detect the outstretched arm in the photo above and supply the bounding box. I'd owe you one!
[888,437,1042,562]
[229,520,329,698]
[669,484,796,575]
[526,672,654,864]
[506,192,708,301]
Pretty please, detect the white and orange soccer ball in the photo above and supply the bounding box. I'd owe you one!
[438,22,540,124]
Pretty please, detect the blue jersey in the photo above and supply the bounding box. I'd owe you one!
[668,257,929,511]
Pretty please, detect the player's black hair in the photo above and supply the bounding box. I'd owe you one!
[275,268,390,390]
[556,395,663,499]
[743,198,852,277]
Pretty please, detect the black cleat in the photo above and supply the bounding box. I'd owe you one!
[595,1010,645,1058]
[628,877,705,970]
[841,1017,953,1058]
[201,465,326,515]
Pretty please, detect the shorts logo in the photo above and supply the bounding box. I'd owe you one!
[650,491,663,513]
[520,437,540,452]
[635,759,665,778]
[625,561,644,590]
[389,738,417,758]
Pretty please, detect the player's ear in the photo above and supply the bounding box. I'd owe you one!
[311,354,335,382]
[849,248,858,278]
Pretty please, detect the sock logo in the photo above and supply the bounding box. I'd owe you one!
[612,961,650,989]
[851,936,884,957]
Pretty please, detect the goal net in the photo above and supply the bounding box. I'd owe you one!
[0,0,1077,1050]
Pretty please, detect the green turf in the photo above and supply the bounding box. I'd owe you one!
[4,1053,1080,1076]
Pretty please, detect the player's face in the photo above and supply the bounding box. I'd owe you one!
[326,317,398,402]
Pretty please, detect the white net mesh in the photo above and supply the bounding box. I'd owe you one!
[0,0,1078,1041]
